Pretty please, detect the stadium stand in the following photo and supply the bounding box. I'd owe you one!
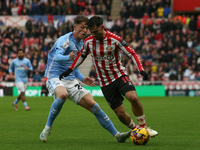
[0,0,200,86]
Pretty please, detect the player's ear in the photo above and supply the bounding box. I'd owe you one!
[101,24,104,29]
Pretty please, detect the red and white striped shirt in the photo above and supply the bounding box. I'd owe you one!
[70,30,144,87]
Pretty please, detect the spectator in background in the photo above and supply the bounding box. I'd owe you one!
[25,18,32,32]
[33,70,42,82]
[57,0,64,15]
[111,20,120,34]
[63,0,71,15]
[41,81,48,96]
[164,4,170,18]
[129,71,138,82]
[11,3,19,16]
[38,59,46,75]
[189,15,197,32]
[120,5,128,19]
[169,68,178,80]
[77,0,85,12]
[0,71,10,82]
[151,62,158,73]
[2,0,11,15]
[157,5,164,18]
[183,66,192,78]
[152,20,161,32]
[177,65,183,81]
[71,0,78,14]
[0,19,4,26]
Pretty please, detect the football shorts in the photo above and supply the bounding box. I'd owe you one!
[16,82,27,93]
[46,78,89,104]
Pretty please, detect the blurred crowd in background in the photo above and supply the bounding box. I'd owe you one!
[0,0,200,84]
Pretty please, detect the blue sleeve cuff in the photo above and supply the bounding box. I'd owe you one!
[74,68,84,82]
[76,73,84,82]
[55,53,70,62]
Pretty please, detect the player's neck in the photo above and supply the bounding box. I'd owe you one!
[103,30,106,39]
[72,32,81,42]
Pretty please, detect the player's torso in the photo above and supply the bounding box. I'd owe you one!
[89,38,121,69]
[13,58,28,73]
[46,34,82,78]
[13,58,29,82]
[86,37,126,86]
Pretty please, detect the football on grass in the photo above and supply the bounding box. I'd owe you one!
[130,128,149,145]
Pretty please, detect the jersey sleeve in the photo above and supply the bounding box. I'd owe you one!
[69,40,90,70]
[74,67,84,81]
[117,38,144,72]
[55,39,70,62]
[27,59,33,71]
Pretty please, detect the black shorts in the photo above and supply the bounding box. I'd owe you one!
[101,75,136,110]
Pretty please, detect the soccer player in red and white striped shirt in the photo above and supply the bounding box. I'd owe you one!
[60,16,158,137]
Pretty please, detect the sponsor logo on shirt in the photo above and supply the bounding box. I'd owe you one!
[94,55,114,60]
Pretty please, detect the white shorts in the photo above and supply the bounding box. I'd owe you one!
[16,82,27,92]
[46,78,89,104]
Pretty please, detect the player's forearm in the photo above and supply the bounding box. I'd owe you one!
[74,68,84,82]
[69,55,85,70]
[9,72,14,78]
[132,53,144,72]
[122,46,144,72]
[55,53,70,62]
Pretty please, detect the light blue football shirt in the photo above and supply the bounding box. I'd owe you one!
[45,32,84,81]
[9,57,33,83]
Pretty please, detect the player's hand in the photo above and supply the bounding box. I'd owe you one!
[140,70,149,80]
[82,77,96,86]
[24,63,30,70]
[25,67,30,70]
[10,74,15,80]
[69,51,75,61]
[59,68,73,80]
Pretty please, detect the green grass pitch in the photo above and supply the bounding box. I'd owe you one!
[0,96,200,150]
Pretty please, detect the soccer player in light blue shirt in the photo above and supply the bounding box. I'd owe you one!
[9,49,33,111]
[40,15,131,143]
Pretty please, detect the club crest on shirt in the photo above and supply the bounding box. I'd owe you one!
[106,45,113,52]
[60,39,69,51]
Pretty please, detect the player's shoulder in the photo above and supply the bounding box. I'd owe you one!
[56,32,72,43]
[107,30,121,41]
[11,58,18,63]
[23,57,29,60]
[84,35,94,42]
[23,57,31,63]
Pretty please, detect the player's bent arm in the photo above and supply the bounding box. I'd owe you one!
[9,72,14,80]
[59,55,86,80]
[27,60,33,71]
[118,39,144,72]
[55,50,70,62]
[69,54,86,70]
